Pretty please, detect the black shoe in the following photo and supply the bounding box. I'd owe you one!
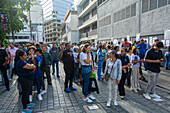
[57,75,60,78]
[19,92,23,95]
[6,88,10,91]
[48,83,52,85]
[52,73,54,75]
[140,76,148,82]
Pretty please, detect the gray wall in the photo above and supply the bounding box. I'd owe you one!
[97,0,170,41]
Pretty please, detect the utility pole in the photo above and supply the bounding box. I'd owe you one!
[29,10,32,42]
[9,1,14,41]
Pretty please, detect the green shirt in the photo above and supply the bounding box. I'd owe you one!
[42,52,52,65]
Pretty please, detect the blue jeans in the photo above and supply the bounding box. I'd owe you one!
[165,53,170,70]
[97,61,103,80]
[52,60,59,76]
[8,63,13,79]
[82,66,92,97]
[35,73,42,94]
[140,54,146,69]
[73,63,79,81]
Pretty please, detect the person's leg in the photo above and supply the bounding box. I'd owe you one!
[64,67,69,89]
[150,73,159,94]
[0,71,5,84]
[18,77,33,109]
[145,71,156,94]
[137,68,140,89]
[36,73,41,94]
[52,60,55,75]
[131,67,136,90]
[56,61,59,77]
[83,72,90,97]
[8,63,13,79]
[0,66,9,89]
[107,78,113,101]
[97,62,103,80]
[168,54,170,69]
[69,69,74,88]
[127,68,132,87]
[102,61,106,73]
[46,65,51,84]
[113,79,118,101]
[118,74,127,96]
[165,54,168,69]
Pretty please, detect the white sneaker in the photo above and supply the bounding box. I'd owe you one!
[114,101,118,106]
[83,97,93,103]
[88,95,95,100]
[150,93,161,99]
[38,94,43,101]
[106,100,111,107]
[133,89,138,93]
[29,95,32,102]
[41,90,47,95]
[143,93,151,100]
[119,96,124,99]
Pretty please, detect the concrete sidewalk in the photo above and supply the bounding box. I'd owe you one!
[0,63,169,113]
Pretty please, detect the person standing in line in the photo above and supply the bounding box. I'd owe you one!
[59,43,77,93]
[131,48,143,93]
[91,42,97,67]
[121,38,131,53]
[145,40,151,51]
[126,47,133,88]
[102,45,107,74]
[73,46,79,83]
[80,44,95,103]
[42,46,52,85]
[16,50,36,113]
[103,50,122,107]
[49,44,60,78]
[165,46,170,70]
[106,45,112,59]
[0,45,10,91]
[8,43,18,79]
[119,48,131,99]
[97,45,105,80]
[143,42,164,100]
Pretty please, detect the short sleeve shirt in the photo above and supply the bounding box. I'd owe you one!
[62,50,74,66]
[131,54,140,68]
[80,52,92,66]
[145,48,163,73]
[120,54,130,73]
[136,43,146,55]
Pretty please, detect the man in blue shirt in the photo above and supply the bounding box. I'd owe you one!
[136,39,147,81]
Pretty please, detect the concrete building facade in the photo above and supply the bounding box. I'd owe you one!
[64,8,79,43]
[41,0,74,43]
[97,0,170,46]
[77,0,98,43]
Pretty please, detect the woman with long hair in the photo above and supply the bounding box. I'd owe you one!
[16,50,36,113]
[80,44,95,103]
[103,50,122,107]
[131,48,143,93]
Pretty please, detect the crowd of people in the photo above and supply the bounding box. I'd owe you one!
[0,38,169,113]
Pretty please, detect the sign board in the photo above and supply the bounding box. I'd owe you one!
[127,35,130,41]
[136,33,140,41]
[164,30,170,40]
[1,13,9,30]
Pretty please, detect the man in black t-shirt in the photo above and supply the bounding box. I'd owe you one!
[59,43,76,93]
[143,42,164,100]
[0,46,10,91]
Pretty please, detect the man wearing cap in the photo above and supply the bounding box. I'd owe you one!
[136,39,147,81]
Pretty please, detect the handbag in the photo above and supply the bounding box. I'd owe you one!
[105,59,117,81]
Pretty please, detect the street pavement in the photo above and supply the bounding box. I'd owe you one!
[0,63,170,113]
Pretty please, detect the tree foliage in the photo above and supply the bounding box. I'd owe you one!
[0,0,35,43]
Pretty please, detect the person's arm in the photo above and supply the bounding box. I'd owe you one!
[83,52,91,64]
[23,64,36,70]
[117,60,122,84]
[102,59,109,78]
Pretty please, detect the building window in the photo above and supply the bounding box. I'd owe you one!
[83,0,89,10]
[92,22,97,30]
[142,0,149,13]
[83,13,89,22]
[131,3,136,17]
[126,6,131,19]
[92,7,97,17]
[150,0,157,10]
[169,0,170,4]
[158,0,167,8]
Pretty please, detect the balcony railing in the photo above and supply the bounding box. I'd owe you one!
[80,29,97,38]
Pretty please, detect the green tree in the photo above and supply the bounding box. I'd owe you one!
[0,0,35,44]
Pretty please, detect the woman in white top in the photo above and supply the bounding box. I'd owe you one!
[131,48,143,93]
[126,47,133,87]
[80,44,95,103]
[103,50,122,107]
